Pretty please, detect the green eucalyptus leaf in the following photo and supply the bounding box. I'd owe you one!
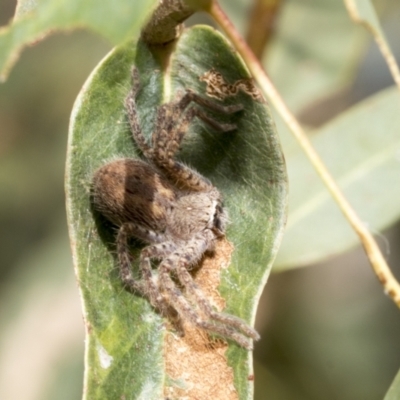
[0,0,158,80]
[384,369,400,400]
[343,0,400,91]
[345,0,387,38]
[275,86,400,271]
[66,25,287,399]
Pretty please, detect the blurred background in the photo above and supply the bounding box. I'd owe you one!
[1,0,400,399]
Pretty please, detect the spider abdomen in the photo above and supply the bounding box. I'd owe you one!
[92,158,176,231]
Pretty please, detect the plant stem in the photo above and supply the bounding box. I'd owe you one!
[344,0,400,92]
[245,0,283,60]
[208,1,400,308]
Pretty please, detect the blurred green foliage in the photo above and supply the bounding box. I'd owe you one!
[0,2,111,397]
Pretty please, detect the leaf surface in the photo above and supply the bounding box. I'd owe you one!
[66,25,287,399]
[384,369,400,400]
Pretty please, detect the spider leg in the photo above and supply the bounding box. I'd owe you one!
[158,259,253,349]
[125,67,154,157]
[149,88,243,191]
[130,242,185,333]
[153,90,242,160]
[172,232,260,341]
[142,241,180,259]
[153,151,214,192]
[117,223,168,312]
[169,90,243,138]
[117,223,148,295]
[176,253,260,341]
[162,106,234,158]
[150,105,219,191]
[125,68,242,191]
[178,89,244,117]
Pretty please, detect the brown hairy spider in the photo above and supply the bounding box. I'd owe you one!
[92,68,260,349]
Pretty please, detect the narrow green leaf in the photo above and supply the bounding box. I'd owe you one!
[384,369,400,400]
[275,86,400,270]
[0,0,158,80]
[345,0,387,38]
[66,25,287,398]
[343,0,400,90]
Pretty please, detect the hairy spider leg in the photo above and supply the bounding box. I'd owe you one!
[117,222,168,313]
[171,231,260,340]
[149,105,233,192]
[125,67,243,192]
[139,241,183,318]
[179,267,260,341]
[157,257,253,350]
[156,89,243,143]
[150,109,214,191]
[141,233,255,348]
[125,68,154,157]
[177,265,259,340]
[154,89,243,159]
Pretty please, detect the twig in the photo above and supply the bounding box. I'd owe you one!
[344,0,400,91]
[245,0,283,60]
[141,0,195,45]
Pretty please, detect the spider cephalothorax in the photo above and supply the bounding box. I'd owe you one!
[92,68,259,349]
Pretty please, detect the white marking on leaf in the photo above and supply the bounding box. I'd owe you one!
[97,344,113,369]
